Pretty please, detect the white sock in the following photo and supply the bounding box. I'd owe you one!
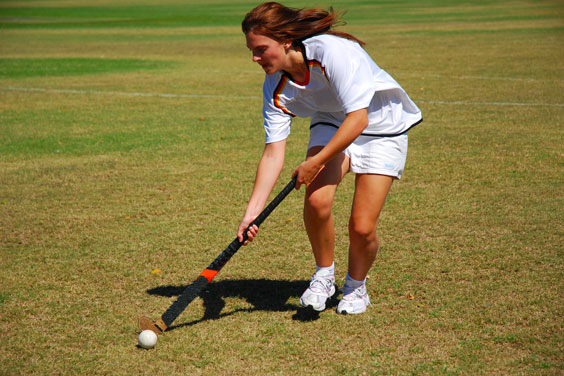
[315,262,335,278]
[344,273,365,293]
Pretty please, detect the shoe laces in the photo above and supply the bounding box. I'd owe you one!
[309,274,334,294]
[342,285,367,301]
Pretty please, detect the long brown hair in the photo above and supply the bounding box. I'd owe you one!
[241,2,365,47]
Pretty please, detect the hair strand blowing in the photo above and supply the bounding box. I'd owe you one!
[242,2,365,46]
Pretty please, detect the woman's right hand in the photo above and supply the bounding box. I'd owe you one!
[237,215,259,245]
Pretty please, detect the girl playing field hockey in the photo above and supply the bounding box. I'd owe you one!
[237,2,422,314]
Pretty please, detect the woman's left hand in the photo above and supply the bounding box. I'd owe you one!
[292,157,323,190]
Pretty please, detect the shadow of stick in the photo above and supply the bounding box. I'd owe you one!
[147,279,339,329]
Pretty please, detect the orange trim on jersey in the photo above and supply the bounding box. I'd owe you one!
[199,269,218,282]
[273,75,295,117]
[293,67,309,86]
[294,60,325,86]
[273,60,326,117]
[308,60,325,76]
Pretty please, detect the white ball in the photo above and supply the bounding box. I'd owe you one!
[138,330,158,349]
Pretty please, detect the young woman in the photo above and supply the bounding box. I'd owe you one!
[237,2,422,314]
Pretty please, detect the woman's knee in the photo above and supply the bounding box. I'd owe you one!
[305,189,333,219]
[348,216,378,244]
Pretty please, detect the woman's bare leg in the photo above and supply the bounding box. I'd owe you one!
[347,174,394,280]
[303,146,349,267]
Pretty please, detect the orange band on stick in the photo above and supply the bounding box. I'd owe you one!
[199,269,218,282]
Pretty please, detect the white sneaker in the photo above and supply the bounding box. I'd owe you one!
[337,284,371,314]
[300,272,336,311]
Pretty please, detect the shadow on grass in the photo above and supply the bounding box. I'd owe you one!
[146,279,341,330]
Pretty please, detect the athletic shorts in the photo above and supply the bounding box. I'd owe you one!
[307,123,408,179]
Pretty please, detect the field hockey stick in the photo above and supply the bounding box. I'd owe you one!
[139,176,297,334]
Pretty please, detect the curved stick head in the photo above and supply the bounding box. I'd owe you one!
[138,316,167,334]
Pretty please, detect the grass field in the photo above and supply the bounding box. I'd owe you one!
[1,0,563,374]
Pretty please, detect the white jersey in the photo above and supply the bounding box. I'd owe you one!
[262,34,422,143]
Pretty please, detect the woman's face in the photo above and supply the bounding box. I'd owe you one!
[245,31,290,75]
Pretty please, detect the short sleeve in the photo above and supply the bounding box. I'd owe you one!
[262,81,292,143]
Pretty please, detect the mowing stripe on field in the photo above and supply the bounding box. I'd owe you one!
[396,73,561,83]
[417,100,564,108]
[0,86,260,100]
[2,86,564,108]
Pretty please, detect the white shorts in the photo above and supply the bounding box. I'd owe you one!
[307,123,408,179]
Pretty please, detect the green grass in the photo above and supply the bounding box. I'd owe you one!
[2,0,560,29]
[0,58,174,78]
[1,0,563,375]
